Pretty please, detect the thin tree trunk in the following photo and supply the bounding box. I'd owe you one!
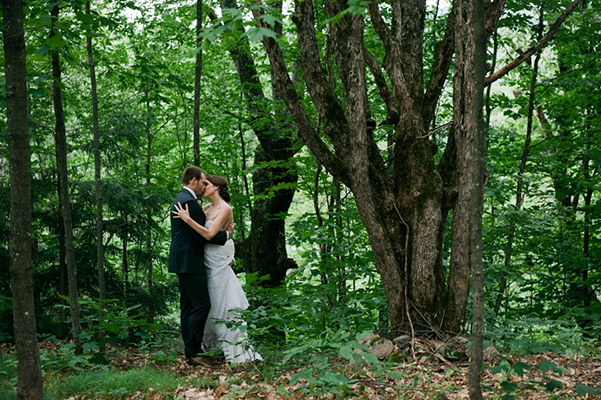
[51,5,82,349]
[580,108,597,313]
[145,85,153,290]
[193,0,203,167]
[452,0,487,395]
[484,29,498,130]
[493,7,544,315]
[2,0,44,396]
[122,213,129,294]
[58,192,67,324]
[237,120,252,240]
[86,0,106,333]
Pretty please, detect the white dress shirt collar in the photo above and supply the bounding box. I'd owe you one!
[183,186,197,199]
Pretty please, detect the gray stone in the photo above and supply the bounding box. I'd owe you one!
[366,337,394,360]
[358,332,379,345]
[393,335,411,348]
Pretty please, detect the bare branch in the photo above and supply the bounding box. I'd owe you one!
[485,0,584,86]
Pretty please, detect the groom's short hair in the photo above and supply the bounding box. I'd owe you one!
[182,166,203,185]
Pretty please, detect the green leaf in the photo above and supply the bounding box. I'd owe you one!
[574,384,598,396]
[501,381,518,393]
[339,345,353,360]
[221,7,241,19]
[76,13,95,25]
[544,378,563,392]
[289,371,305,385]
[492,364,509,374]
[260,14,282,27]
[46,35,67,49]
[245,27,277,42]
[386,371,409,379]
[537,360,565,375]
[511,361,531,377]
[362,353,379,364]
[27,88,47,99]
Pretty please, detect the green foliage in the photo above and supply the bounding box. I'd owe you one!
[0,352,17,398]
[280,330,380,397]
[70,297,165,347]
[487,317,594,355]
[40,342,95,372]
[489,357,572,398]
[47,367,183,399]
[1,2,600,400]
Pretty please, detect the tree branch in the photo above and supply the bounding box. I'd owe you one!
[363,47,399,126]
[485,0,584,86]
[260,33,352,187]
[422,6,455,129]
[484,0,508,36]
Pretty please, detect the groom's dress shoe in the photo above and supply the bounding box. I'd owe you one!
[186,355,221,366]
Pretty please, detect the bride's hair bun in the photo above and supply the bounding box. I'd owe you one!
[207,175,230,202]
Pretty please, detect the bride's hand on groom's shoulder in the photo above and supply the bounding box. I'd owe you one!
[172,202,190,221]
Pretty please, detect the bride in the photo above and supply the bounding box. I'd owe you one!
[172,175,262,365]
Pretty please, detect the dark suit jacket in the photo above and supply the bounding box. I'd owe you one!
[168,188,228,274]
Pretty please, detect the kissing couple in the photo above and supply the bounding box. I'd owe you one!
[168,166,262,366]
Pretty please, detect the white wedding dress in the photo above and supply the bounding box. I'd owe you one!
[202,221,263,364]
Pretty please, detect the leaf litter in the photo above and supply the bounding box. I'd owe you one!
[3,341,601,399]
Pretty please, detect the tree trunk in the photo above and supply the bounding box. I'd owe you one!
[258,0,578,335]
[450,0,487,395]
[58,191,67,324]
[494,6,544,315]
[51,4,82,349]
[193,0,203,167]
[2,0,44,396]
[121,213,129,294]
[86,0,106,321]
[217,0,299,288]
[245,146,298,287]
[145,84,153,290]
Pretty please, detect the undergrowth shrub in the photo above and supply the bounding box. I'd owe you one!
[487,317,595,355]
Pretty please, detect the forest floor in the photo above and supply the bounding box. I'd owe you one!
[23,340,599,400]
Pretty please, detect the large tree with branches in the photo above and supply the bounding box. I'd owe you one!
[251,0,583,334]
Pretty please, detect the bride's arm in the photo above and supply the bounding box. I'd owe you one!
[172,202,217,240]
[173,203,232,240]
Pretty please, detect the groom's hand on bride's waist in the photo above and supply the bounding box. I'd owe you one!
[226,220,234,236]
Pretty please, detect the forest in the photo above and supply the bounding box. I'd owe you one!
[1,0,600,398]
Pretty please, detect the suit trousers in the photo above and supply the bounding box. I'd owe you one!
[178,273,211,358]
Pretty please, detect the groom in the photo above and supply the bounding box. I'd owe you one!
[169,166,232,366]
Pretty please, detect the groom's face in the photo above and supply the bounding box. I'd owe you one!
[192,173,207,197]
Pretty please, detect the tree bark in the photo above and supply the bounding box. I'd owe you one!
[450,0,487,395]
[193,0,203,167]
[144,83,153,290]
[258,0,580,335]
[2,0,44,396]
[51,4,82,349]
[494,6,544,315]
[218,0,299,288]
[86,0,106,321]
